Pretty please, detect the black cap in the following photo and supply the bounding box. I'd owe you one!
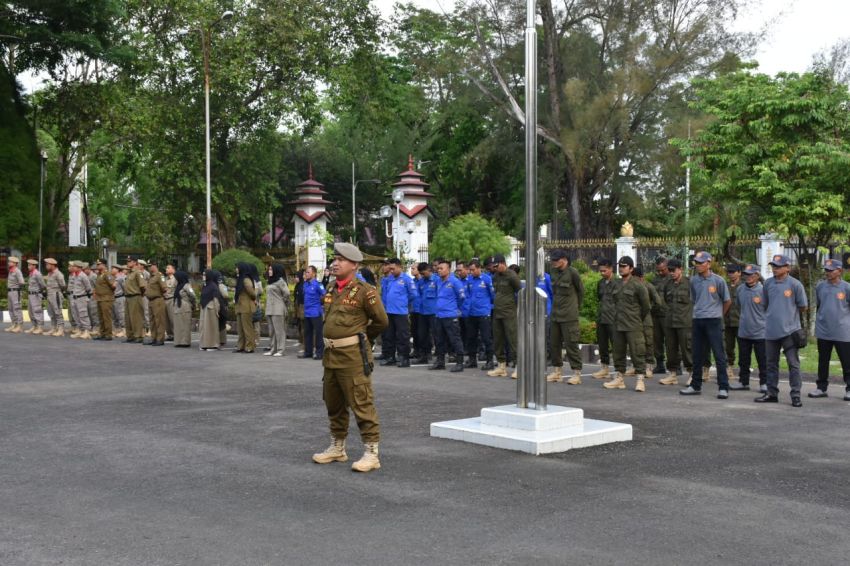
[725,263,741,273]
[633,266,644,277]
[617,256,634,268]
[486,254,506,266]
[549,249,567,261]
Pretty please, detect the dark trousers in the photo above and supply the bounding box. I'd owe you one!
[551,320,582,369]
[765,335,801,397]
[737,337,766,386]
[690,318,729,390]
[410,313,421,354]
[725,326,738,366]
[434,317,464,357]
[465,315,493,359]
[665,326,692,372]
[652,316,666,363]
[493,316,517,364]
[384,313,411,359]
[816,339,850,392]
[304,316,324,357]
[418,314,435,356]
[613,329,645,374]
[597,322,614,365]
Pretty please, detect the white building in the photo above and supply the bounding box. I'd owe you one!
[290,165,332,269]
[392,155,435,263]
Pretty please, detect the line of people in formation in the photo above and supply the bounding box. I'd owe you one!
[5,250,849,407]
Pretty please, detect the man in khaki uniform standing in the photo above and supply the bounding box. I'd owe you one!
[83,263,100,338]
[487,254,522,378]
[123,258,146,343]
[5,256,25,333]
[68,261,93,340]
[93,259,116,340]
[112,264,126,338]
[146,262,167,346]
[164,263,176,341]
[25,258,47,334]
[604,256,650,392]
[547,250,585,384]
[44,258,66,336]
[313,242,388,473]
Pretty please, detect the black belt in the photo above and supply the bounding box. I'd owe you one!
[115,294,124,298]
[29,292,41,295]
[149,296,163,301]
[73,294,90,299]
[125,293,140,297]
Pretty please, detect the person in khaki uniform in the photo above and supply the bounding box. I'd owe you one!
[661,258,693,385]
[486,254,522,378]
[112,265,126,338]
[634,267,660,376]
[312,243,388,473]
[5,256,25,333]
[123,258,147,343]
[25,258,47,334]
[68,261,93,340]
[547,249,585,384]
[164,264,176,341]
[93,259,116,340]
[83,263,100,338]
[651,257,671,374]
[604,256,650,392]
[234,262,258,353]
[145,262,168,346]
[43,258,66,336]
[591,259,617,380]
[171,270,196,347]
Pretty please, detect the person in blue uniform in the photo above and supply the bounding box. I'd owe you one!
[429,259,466,372]
[378,258,418,368]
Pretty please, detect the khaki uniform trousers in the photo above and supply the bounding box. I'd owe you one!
[149,297,167,342]
[323,365,380,443]
[236,312,256,352]
[97,300,114,338]
[126,296,144,339]
[493,316,517,364]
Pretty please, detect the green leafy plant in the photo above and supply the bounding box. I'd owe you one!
[211,249,265,279]
[429,213,510,261]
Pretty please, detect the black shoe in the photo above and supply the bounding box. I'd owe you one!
[412,357,429,365]
[478,353,487,362]
[379,357,397,367]
[398,357,410,368]
[122,339,135,343]
[297,353,312,358]
[101,337,112,341]
[448,355,458,364]
[653,363,666,375]
[234,349,245,353]
[92,336,103,341]
[791,397,802,407]
[243,350,255,354]
[152,341,164,346]
[428,359,446,370]
[175,344,190,348]
[165,336,174,342]
[464,358,477,368]
[374,353,388,361]
[808,389,828,398]
[729,382,750,391]
[754,394,778,403]
[450,363,464,373]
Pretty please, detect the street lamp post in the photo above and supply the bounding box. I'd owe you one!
[38,150,47,266]
[350,162,380,243]
[391,188,404,258]
[200,10,233,269]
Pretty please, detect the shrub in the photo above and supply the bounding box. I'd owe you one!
[579,271,602,322]
[211,249,265,279]
[579,317,596,344]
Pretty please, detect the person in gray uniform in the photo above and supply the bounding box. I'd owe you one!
[4,256,25,333]
[83,263,100,338]
[24,258,46,334]
[67,263,78,334]
[680,251,732,398]
[755,254,808,407]
[138,259,151,336]
[164,263,176,341]
[44,258,67,336]
[809,259,850,401]
[112,264,127,338]
[730,264,767,392]
[68,261,93,340]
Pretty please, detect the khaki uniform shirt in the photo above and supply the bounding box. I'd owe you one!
[664,276,693,328]
[322,279,388,369]
[146,273,166,299]
[612,277,650,332]
[164,275,176,300]
[95,272,116,302]
[46,270,66,293]
[724,280,741,328]
[125,269,146,296]
[28,271,46,295]
[492,269,521,319]
[70,271,92,297]
[551,266,584,323]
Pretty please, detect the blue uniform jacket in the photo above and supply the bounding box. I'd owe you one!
[436,274,466,319]
[381,272,418,315]
[418,275,438,315]
[537,273,553,317]
[464,273,495,317]
[303,279,326,318]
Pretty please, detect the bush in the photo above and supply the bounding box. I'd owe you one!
[579,317,596,344]
[429,213,511,262]
[211,249,265,279]
[579,271,602,322]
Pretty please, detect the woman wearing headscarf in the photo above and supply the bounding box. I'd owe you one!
[172,270,196,347]
[250,263,263,351]
[200,270,223,350]
[264,263,291,356]
[234,262,257,353]
[216,272,229,347]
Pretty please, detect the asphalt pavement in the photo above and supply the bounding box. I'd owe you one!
[1,328,849,566]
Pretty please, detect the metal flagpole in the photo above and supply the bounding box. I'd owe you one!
[517,0,546,410]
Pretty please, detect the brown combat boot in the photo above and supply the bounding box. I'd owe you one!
[603,373,626,390]
[32,326,43,335]
[592,366,610,379]
[351,442,380,473]
[312,437,348,464]
[9,324,22,334]
[566,370,582,385]
[546,369,563,383]
[79,330,92,340]
[635,376,646,392]
[659,372,679,386]
[487,362,508,377]
[24,326,35,334]
[53,327,65,337]
[624,367,636,376]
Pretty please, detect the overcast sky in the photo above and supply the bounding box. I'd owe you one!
[372,0,850,76]
[16,0,850,91]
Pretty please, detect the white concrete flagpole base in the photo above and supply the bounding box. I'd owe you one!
[430,405,632,455]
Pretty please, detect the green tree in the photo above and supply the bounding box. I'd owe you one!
[675,69,850,325]
[429,212,511,261]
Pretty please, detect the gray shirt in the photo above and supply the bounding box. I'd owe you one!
[7,268,25,290]
[46,270,66,292]
[815,279,850,342]
[690,271,729,319]
[736,282,766,340]
[28,271,46,294]
[763,275,807,340]
[114,274,126,297]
